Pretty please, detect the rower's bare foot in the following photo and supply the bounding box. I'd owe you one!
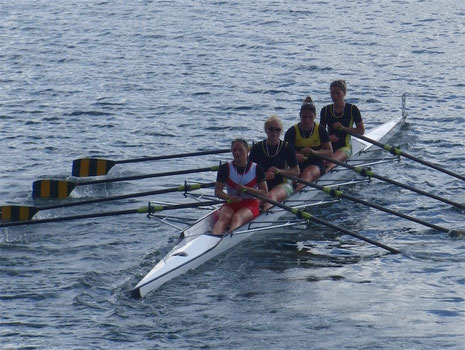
[262,204,272,212]
[210,231,226,236]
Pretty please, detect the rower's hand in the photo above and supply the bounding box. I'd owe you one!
[302,147,314,156]
[296,153,306,163]
[235,184,249,196]
[333,122,344,131]
[330,134,339,143]
[266,166,279,180]
[229,195,242,203]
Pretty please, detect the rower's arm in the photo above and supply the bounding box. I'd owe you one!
[353,120,365,135]
[309,141,333,158]
[272,164,300,177]
[238,180,268,197]
[214,182,231,201]
[257,180,268,195]
[339,120,365,135]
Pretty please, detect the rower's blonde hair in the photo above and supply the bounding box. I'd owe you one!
[264,115,283,132]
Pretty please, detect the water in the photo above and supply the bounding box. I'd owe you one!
[1,0,465,348]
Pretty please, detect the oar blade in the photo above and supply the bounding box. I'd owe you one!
[449,230,465,238]
[32,180,76,199]
[1,205,39,221]
[72,158,116,177]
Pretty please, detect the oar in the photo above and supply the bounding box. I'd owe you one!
[1,182,215,222]
[317,154,465,211]
[345,129,465,182]
[281,173,464,236]
[32,165,219,199]
[0,200,223,228]
[72,149,230,177]
[244,189,400,254]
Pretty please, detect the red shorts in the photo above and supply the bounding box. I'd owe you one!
[224,199,260,218]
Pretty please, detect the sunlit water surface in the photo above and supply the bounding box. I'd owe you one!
[1,1,465,349]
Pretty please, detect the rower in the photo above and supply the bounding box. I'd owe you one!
[320,79,365,171]
[284,96,333,192]
[211,139,268,235]
[249,115,300,211]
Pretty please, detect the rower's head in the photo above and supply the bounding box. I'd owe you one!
[300,96,316,129]
[231,138,249,164]
[264,115,283,141]
[330,79,347,103]
[300,96,316,116]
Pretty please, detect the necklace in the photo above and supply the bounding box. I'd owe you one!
[233,161,247,185]
[333,102,345,117]
[264,139,281,158]
[299,122,314,139]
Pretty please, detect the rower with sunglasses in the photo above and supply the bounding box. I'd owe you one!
[249,115,300,211]
[284,96,333,192]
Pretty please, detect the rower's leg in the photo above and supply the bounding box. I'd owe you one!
[325,149,348,171]
[228,208,254,232]
[263,185,287,211]
[296,165,321,192]
[212,206,234,235]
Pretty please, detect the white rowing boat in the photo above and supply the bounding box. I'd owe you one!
[132,98,408,298]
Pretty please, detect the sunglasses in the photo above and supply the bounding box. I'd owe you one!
[268,127,282,132]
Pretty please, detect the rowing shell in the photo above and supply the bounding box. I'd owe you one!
[132,105,408,298]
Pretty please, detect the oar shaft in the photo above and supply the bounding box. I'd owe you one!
[0,200,224,228]
[115,149,231,164]
[308,213,400,254]
[76,166,219,186]
[245,190,400,254]
[282,173,451,234]
[0,207,147,227]
[72,149,230,176]
[318,154,465,210]
[2,182,215,221]
[148,200,223,213]
[33,166,219,198]
[40,182,216,210]
[346,130,465,182]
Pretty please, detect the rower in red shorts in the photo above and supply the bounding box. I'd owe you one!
[212,138,268,236]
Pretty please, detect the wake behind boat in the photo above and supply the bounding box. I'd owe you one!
[131,100,408,299]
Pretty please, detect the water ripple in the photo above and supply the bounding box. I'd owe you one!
[1,0,465,349]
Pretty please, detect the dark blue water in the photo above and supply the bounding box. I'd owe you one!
[1,1,465,348]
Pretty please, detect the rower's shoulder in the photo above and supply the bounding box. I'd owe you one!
[346,102,360,111]
[250,140,265,149]
[284,125,296,139]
